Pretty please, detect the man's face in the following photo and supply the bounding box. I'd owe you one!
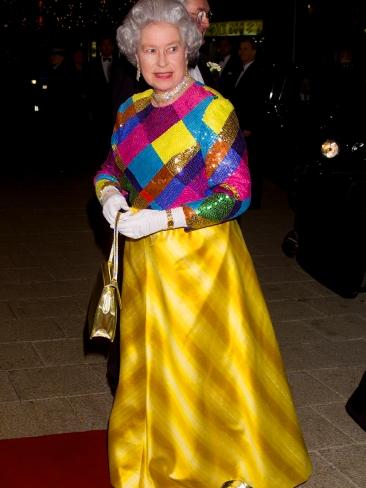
[185,0,211,36]
[49,52,64,67]
[218,39,232,58]
[100,38,114,58]
[239,41,256,64]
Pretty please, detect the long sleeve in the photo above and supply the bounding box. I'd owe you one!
[94,149,122,200]
[94,97,133,201]
[181,96,251,229]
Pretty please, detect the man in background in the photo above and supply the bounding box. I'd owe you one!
[232,37,266,209]
[179,0,217,87]
[87,35,137,162]
[217,36,241,98]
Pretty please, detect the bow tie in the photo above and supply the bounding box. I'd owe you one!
[103,57,112,62]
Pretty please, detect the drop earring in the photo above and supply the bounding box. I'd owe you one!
[136,62,141,82]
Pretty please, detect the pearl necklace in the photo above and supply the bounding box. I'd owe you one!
[152,75,192,105]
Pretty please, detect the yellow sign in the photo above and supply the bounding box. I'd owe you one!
[206,20,263,37]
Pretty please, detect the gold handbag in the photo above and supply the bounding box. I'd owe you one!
[88,213,121,342]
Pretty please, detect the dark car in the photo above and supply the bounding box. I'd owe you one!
[260,63,324,190]
[282,85,366,298]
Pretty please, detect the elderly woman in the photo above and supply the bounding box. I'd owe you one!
[94,0,312,487]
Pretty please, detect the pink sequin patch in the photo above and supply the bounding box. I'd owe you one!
[118,123,149,165]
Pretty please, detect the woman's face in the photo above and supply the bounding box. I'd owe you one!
[137,22,187,93]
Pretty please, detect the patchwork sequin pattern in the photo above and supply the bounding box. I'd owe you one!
[95,82,251,230]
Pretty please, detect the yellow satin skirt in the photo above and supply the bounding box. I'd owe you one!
[108,220,312,488]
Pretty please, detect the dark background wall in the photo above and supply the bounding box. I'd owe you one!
[210,0,366,67]
[1,0,366,68]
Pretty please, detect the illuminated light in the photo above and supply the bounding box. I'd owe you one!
[321,139,339,158]
[34,105,40,112]
[351,142,365,152]
[42,84,47,90]
[31,79,37,85]
[206,19,263,37]
[91,40,97,58]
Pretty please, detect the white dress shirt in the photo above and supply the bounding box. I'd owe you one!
[219,54,231,76]
[189,65,204,84]
[102,57,112,82]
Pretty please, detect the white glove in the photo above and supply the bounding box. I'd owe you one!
[101,187,130,226]
[117,207,186,239]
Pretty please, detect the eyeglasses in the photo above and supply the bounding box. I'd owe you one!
[189,9,213,24]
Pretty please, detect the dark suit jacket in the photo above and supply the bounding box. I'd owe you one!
[188,52,219,89]
[110,57,139,121]
[218,54,242,99]
[231,60,266,134]
[86,56,114,129]
[87,56,138,132]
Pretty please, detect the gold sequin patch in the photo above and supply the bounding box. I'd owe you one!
[165,145,199,176]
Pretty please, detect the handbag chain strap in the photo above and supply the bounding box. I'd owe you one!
[108,212,121,282]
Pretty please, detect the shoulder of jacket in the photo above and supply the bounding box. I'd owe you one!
[132,88,153,102]
[202,89,235,129]
[205,88,234,110]
[123,88,153,111]
[116,88,152,121]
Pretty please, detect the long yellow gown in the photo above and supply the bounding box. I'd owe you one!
[96,83,312,487]
[108,222,311,487]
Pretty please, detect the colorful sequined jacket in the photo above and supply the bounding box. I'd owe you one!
[94,81,251,230]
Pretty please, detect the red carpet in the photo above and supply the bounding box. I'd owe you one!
[0,429,112,487]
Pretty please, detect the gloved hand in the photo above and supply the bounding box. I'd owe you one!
[101,186,130,226]
[117,207,186,239]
